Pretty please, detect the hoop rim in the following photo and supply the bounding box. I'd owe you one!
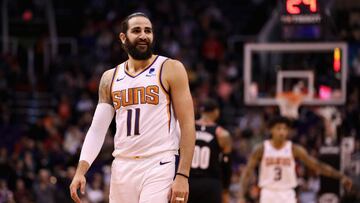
[276,91,305,105]
[276,91,305,119]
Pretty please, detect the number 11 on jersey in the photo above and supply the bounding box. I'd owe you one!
[127,108,140,136]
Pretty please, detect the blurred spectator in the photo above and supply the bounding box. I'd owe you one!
[0,179,15,203]
[86,173,105,203]
[57,94,72,123]
[0,148,13,181]
[76,92,95,113]
[32,169,56,203]
[13,179,33,203]
[22,151,36,181]
[63,126,84,155]
[56,166,76,203]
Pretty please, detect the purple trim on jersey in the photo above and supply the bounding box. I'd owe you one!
[124,55,160,78]
[159,58,170,95]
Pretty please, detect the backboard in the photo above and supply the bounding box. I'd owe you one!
[244,42,347,105]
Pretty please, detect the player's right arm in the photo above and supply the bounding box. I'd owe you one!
[69,69,115,203]
[238,144,263,203]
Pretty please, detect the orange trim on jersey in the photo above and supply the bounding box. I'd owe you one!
[124,55,159,78]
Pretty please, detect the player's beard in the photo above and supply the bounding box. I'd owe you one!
[123,38,153,60]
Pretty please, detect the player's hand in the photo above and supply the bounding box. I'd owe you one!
[341,176,353,191]
[69,173,86,203]
[168,175,189,203]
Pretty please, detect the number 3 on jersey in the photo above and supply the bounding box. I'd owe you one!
[274,166,282,181]
[191,146,211,169]
[127,108,140,136]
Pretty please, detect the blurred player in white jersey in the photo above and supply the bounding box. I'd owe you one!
[238,116,352,203]
[69,12,196,203]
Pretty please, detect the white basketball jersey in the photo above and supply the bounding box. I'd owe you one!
[258,140,297,189]
[110,55,179,157]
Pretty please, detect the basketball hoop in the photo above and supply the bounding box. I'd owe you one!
[276,92,304,119]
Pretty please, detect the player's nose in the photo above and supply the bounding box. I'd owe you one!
[138,31,148,39]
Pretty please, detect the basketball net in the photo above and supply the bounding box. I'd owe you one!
[276,92,304,119]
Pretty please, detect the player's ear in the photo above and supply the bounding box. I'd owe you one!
[119,33,126,44]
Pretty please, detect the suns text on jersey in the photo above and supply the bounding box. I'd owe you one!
[265,157,291,166]
[112,85,159,110]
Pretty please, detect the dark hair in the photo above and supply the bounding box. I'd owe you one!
[120,12,151,34]
[200,99,219,113]
[268,116,292,129]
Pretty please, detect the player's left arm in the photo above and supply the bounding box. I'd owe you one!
[163,59,196,203]
[293,144,352,190]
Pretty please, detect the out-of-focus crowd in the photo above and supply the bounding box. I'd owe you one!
[0,0,359,203]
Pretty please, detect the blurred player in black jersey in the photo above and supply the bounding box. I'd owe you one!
[188,99,232,203]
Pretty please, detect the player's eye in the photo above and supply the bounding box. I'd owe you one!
[131,29,141,33]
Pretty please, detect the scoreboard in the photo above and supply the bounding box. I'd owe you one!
[281,0,322,24]
[286,0,318,14]
[280,0,323,40]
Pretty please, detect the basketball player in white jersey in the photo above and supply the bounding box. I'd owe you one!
[237,116,352,203]
[69,12,196,203]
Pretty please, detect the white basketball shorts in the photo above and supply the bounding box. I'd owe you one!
[109,151,176,203]
[260,188,296,203]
